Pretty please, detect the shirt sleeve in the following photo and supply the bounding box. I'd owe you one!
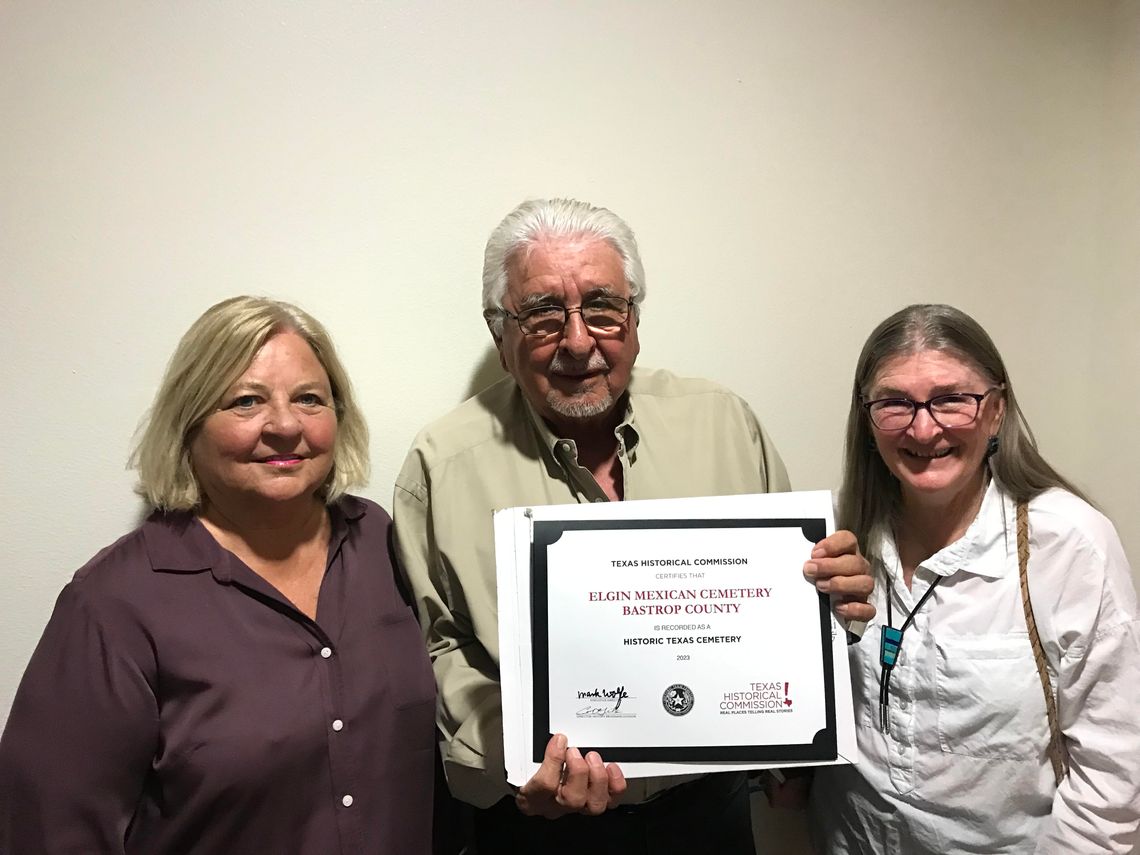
[393,468,512,809]
[0,580,159,853]
[746,401,792,494]
[1036,530,1140,854]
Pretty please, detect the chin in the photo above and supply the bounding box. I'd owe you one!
[899,470,974,498]
[253,477,327,503]
[546,391,615,421]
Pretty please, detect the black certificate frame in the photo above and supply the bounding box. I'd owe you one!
[530,518,836,764]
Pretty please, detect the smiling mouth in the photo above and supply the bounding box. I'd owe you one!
[903,448,954,460]
[260,454,305,466]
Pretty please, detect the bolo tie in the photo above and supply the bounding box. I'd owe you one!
[879,575,943,733]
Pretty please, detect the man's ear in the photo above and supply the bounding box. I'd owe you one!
[484,314,509,371]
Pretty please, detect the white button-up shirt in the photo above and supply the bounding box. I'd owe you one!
[812,483,1140,854]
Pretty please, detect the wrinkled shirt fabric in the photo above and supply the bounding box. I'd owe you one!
[0,496,436,855]
[393,367,791,808]
[811,482,1140,854]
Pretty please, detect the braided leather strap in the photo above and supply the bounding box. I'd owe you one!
[1017,500,1068,785]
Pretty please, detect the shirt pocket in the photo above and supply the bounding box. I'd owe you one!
[934,633,1041,759]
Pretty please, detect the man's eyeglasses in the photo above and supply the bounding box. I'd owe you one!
[862,386,1004,431]
[493,296,633,338]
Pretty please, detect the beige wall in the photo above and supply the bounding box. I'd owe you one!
[1,3,1135,845]
[1094,0,1140,569]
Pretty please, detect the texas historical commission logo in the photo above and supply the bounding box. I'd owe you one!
[662,683,695,716]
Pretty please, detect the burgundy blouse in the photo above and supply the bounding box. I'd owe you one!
[0,496,435,854]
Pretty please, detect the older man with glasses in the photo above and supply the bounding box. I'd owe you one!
[393,198,875,855]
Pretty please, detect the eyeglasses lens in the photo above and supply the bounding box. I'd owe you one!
[869,395,979,430]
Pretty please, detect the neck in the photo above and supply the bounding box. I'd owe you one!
[546,405,623,463]
[198,495,328,560]
[544,412,624,501]
[896,471,989,574]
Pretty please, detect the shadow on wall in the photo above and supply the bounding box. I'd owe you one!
[464,346,507,402]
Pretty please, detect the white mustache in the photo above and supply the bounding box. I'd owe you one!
[549,351,609,374]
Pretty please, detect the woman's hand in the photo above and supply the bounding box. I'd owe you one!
[803,530,876,623]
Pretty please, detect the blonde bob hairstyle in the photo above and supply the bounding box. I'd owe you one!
[130,296,369,510]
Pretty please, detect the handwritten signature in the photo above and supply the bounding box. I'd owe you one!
[576,705,634,718]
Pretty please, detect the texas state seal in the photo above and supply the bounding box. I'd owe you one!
[662,683,695,716]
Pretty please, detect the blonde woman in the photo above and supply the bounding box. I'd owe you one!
[0,297,435,854]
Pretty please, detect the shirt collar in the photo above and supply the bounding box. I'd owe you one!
[521,392,640,464]
[877,479,1013,581]
[141,496,368,580]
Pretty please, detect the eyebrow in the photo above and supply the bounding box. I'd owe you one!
[871,384,975,398]
[226,380,330,396]
[583,285,623,299]
[516,293,563,310]
[516,285,625,310]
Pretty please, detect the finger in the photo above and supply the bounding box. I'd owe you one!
[810,552,871,579]
[522,733,568,798]
[824,569,875,599]
[834,598,876,623]
[581,752,609,815]
[804,555,872,597]
[555,747,589,812]
[810,529,859,560]
[605,762,627,809]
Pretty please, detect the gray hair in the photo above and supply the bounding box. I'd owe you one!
[481,198,647,338]
[838,303,1088,561]
[130,296,370,510]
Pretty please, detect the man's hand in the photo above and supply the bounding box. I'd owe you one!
[515,733,627,819]
[803,530,875,622]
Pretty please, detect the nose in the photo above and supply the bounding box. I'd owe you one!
[907,405,942,442]
[558,309,597,359]
[262,399,303,438]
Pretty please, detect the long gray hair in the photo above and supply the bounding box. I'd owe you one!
[838,303,1087,559]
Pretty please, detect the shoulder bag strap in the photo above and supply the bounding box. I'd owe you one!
[1017,499,1069,785]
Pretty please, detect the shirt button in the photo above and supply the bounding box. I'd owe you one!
[320,646,333,659]
[342,794,354,807]
[332,719,344,732]
[900,700,909,710]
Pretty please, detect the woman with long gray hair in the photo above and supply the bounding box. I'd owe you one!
[810,304,1139,853]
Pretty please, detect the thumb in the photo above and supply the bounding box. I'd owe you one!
[525,733,567,792]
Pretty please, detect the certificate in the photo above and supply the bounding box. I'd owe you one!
[495,490,858,785]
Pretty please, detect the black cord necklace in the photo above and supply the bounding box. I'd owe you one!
[878,574,943,733]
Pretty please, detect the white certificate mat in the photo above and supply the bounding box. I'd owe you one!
[495,491,858,785]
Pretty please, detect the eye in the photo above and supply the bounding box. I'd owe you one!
[521,305,563,320]
[933,394,973,406]
[295,392,326,408]
[228,394,261,410]
[870,398,913,414]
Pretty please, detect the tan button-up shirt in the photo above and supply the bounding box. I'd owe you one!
[393,367,791,808]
